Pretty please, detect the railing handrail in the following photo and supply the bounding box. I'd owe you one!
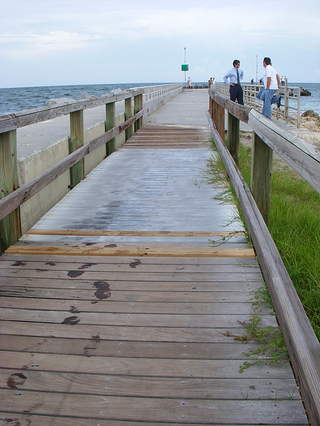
[0,83,182,134]
[214,79,301,127]
[209,90,320,194]
[208,90,320,426]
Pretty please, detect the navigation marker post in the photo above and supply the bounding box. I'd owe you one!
[181,47,189,88]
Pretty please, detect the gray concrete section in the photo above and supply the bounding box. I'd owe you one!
[17,103,124,159]
[145,89,210,128]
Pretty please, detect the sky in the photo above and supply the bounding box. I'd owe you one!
[1,0,320,88]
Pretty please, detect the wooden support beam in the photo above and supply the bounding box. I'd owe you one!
[105,102,115,156]
[69,110,84,188]
[210,98,225,141]
[0,130,21,251]
[134,94,143,131]
[216,103,225,141]
[125,98,133,140]
[227,112,240,165]
[251,132,273,226]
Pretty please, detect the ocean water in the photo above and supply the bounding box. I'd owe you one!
[0,82,319,117]
[0,83,164,117]
[289,83,320,115]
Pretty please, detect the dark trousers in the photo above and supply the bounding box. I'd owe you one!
[229,84,244,105]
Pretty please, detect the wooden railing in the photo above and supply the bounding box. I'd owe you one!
[208,89,320,426]
[0,84,182,251]
[214,78,301,127]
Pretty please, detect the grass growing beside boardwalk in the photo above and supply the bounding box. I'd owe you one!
[207,140,320,341]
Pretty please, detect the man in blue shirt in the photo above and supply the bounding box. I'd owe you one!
[223,60,244,105]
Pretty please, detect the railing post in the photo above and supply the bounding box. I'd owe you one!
[251,132,273,225]
[0,129,22,251]
[209,94,213,117]
[227,112,240,165]
[284,78,289,123]
[69,109,84,188]
[106,102,115,156]
[297,87,301,128]
[216,103,225,141]
[125,97,133,140]
[211,97,225,141]
[134,94,143,131]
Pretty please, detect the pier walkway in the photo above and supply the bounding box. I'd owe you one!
[0,90,308,425]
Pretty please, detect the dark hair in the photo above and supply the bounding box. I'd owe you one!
[263,57,272,65]
[233,59,240,66]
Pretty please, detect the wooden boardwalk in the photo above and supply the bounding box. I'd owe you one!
[0,98,309,425]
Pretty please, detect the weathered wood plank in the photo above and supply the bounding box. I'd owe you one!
[0,129,22,251]
[0,336,265,359]
[0,296,264,314]
[0,322,262,343]
[25,229,246,237]
[0,252,258,265]
[0,288,254,302]
[0,278,263,295]
[0,369,300,399]
[125,97,133,140]
[251,131,273,225]
[0,258,259,273]
[0,267,261,281]
[0,350,293,378]
[227,112,240,165]
[0,309,277,328]
[105,101,116,155]
[0,413,308,426]
[4,245,255,257]
[69,109,85,187]
[0,390,307,424]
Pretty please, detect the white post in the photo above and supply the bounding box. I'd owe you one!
[184,47,187,88]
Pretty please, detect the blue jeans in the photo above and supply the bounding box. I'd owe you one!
[256,88,280,119]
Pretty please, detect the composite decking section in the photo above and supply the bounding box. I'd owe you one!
[0,125,308,425]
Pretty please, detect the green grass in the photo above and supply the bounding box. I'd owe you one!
[207,140,320,341]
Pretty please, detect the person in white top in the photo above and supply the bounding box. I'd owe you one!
[256,57,281,119]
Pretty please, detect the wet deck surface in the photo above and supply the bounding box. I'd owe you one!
[0,90,308,425]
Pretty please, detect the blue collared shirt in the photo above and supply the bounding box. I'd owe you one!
[223,67,244,85]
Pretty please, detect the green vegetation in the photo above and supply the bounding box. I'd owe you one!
[207,138,320,341]
[225,286,289,372]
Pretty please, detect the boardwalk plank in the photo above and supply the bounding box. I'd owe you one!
[0,390,307,424]
[0,288,255,302]
[1,370,300,400]
[0,297,268,314]
[0,322,262,343]
[0,415,309,426]
[0,336,267,359]
[0,350,293,378]
[0,309,278,328]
